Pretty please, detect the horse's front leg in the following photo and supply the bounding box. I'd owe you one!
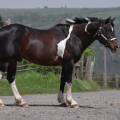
[66,82,79,108]
[57,60,79,108]
[7,61,28,107]
[65,60,79,108]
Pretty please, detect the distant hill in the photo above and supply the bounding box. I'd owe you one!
[0,7,120,77]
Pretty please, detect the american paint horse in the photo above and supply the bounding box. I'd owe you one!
[0,17,119,108]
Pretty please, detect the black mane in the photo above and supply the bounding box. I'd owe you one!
[55,17,99,27]
[67,17,98,24]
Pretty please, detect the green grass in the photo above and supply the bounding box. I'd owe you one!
[0,71,100,96]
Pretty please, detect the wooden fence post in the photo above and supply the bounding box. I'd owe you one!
[85,55,91,79]
[104,47,107,88]
[80,56,84,80]
[76,62,80,79]
[90,57,95,79]
[103,73,107,88]
[116,74,119,88]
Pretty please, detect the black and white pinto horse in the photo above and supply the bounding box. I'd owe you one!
[0,17,119,108]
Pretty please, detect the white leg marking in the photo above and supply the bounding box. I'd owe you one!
[0,99,5,107]
[0,71,4,106]
[0,99,3,104]
[56,25,73,59]
[10,80,21,100]
[66,82,78,106]
[0,71,3,81]
[57,90,65,104]
[10,80,27,106]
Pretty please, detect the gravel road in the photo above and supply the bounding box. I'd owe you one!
[0,90,120,120]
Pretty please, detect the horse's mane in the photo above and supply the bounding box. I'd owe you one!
[55,17,99,27]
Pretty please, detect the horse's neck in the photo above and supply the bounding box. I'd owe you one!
[73,23,99,51]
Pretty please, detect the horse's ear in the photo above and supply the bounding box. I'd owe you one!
[112,17,116,21]
[103,16,111,24]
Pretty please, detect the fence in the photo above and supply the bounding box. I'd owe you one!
[3,55,94,79]
[73,55,95,80]
[92,75,120,88]
[58,55,94,80]
[2,55,119,88]
[3,55,92,78]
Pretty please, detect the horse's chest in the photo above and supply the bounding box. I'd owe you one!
[56,25,73,59]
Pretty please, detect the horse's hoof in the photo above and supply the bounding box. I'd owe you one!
[60,103,67,107]
[0,103,5,107]
[71,104,79,108]
[20,103,28,107]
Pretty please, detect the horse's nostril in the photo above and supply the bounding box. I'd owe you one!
[115,45,119,48]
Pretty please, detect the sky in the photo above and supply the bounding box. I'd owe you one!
[0,0,120,9]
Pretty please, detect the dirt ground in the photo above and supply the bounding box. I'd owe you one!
[0,90,120,120]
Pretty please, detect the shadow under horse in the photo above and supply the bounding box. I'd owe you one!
[0,17,119,108]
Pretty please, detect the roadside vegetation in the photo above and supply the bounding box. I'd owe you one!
[0,70,100,96]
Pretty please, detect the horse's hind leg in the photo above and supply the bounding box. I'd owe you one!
[0,63,9,107]
[0,77,5,107]
[57,67,67,107]
[0,62,8,107]
[0,71,5,107]
[0,99,5,107]
[7,61,28,107]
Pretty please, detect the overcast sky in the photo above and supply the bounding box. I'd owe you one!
[0,0,120,9]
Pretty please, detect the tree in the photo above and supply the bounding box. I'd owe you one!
[82,46,96,60]
[0,15,4,27]
[82,46,96,67]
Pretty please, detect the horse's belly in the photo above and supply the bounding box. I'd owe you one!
[22,53,63,66]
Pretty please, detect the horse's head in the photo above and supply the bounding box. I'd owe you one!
[97,17,119,53]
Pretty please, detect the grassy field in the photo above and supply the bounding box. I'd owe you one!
[0,71,100,96]
[1,7,120,20]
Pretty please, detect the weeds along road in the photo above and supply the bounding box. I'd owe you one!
[0,90,120,120]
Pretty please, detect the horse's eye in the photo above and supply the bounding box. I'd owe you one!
[104,27,107,30]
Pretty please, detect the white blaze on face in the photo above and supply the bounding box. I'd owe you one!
[110,25,113,31]
[56,25,73,59]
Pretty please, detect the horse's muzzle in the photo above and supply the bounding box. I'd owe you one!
[111,45,119,53]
